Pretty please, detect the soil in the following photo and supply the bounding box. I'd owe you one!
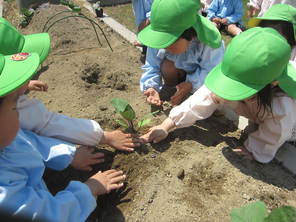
[4,1,296,222]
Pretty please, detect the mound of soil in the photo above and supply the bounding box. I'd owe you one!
[6,1,296,221]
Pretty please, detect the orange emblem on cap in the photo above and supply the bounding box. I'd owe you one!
[11,53,31,61]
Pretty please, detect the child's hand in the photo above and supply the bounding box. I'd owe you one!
[85,169,125,196]
[170,82,192,106]
[247,6,257,17]
[221,18,228,25]
[140,125,168,143]
[232,146,254,160]
[144,88,162,106]
[212,17,222,24]
[71,145,105,171]
[28,80,48,92]
[100,130,142,152]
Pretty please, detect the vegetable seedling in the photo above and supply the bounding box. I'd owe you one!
[111,98,157,133]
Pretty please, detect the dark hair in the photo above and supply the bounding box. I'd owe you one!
[259,20,296,47]
[255,84,284,118]
[0,97,3,105]
[180,27,197,41]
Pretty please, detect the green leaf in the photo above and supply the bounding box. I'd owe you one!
[265,206,296,222]
[137,118,151,128]
[115,119,128,128]
[111,98,129,113]
[111,98,136,121]
[231,201,267,222]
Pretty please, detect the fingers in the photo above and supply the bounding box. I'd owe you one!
[91,152,105,159]
[109,183,124,191]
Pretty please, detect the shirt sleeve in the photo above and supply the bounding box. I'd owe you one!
[140,47,163,92]
[186,42,225,93]
[17,96,104,146]
[0,171,96,222]
[244,96,296,163]
[169,85,220,128]
[247,0,262,10]
[207,0,219,20]
[226,0,243,24]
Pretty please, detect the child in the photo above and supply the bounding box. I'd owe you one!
[201,0,213,16]
[248,4,296,62]
[0,17,141,152]
[207,0,244,36]
[247,0,296,17]
[138,0,224,106]
[141,27,296,164]
[132,0,154,63]
[0,52,126,221]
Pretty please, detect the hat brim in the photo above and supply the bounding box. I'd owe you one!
[193,15,221,48]
[277,62,296,99]
[205,63,264,101]
[0,53,40,97]
[138,24,182,49]
[248,16,290,28]
[22,33,50,64]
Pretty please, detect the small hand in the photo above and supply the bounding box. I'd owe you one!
[101,130,142,152]
[170,82,192,106]
[247,6,257,18]
[85,169,126,196]
[28,80,48,92]
[144,88,162,106]
[212,17,222,24]
[140,125,168,143]
[221,18,228,25]
[71,145,104,171]
[232,146,254,160]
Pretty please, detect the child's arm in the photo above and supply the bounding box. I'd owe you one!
[185,42,224,93]
[18,96,104,146]
[141,85,220,142]
[140,47,163,93]
[207,0,219,20]
[243,97,296,163]
[224,0,243,24]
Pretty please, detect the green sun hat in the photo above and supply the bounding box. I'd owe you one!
[205,27,292,101]
[138,0,221,49]
[0,18,50,64]
[248,4,296,41]
[277,62,296,99]
[0,52,40,97]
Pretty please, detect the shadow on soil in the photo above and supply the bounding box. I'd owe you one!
[222,147,296,190]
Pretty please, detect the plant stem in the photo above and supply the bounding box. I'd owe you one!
[128,120,136,133]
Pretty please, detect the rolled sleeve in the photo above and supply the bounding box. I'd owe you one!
[18,96,104,146]
[169,85,220,128]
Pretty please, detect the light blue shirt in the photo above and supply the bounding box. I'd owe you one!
[0,129,96,222]
[132,0,153,26]
[140,39,225,93]
[207,0,243,24]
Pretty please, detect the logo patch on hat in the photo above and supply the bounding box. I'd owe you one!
[11,53,31,61]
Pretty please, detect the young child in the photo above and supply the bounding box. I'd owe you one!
[0,17,141,152]
[247,0,296,17]
[141,27,296,164]
[138,0,224,106]
[248,4,296,62]
[207,0,244,36]
[201,0,213,16]
[0,52,126,221]
[132,0,154,63]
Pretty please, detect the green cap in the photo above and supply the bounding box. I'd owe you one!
[138,0,221,49]
[0,52,40,97]
[277,62,296,99]
[0,18,50,63]
[205,27,292,101]
[248,4,296,42]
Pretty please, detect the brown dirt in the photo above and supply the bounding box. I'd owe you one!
[5,1,296,222]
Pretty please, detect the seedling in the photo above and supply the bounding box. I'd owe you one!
[20,8,34,28]
[111,98,157,133]
[60,0,81,12]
